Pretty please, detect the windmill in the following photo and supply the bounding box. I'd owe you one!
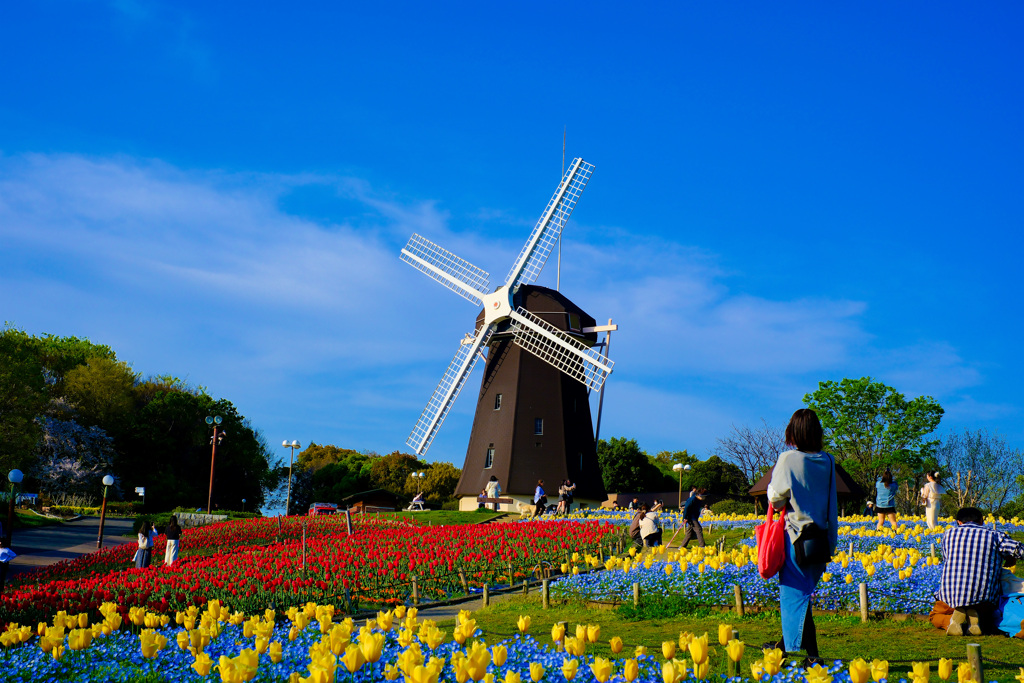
[399,158,615,510]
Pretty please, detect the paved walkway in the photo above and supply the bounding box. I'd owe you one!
[8,515,134,576]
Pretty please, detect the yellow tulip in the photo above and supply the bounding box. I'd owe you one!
[590,657,613,683]
[750,660,765,680]
[140,629,159,659]
[562,658,579,681]
[576,624,587,641]
[467,641,492,681]
[504,672,521,683]
[341,643,366,674]
[493,644,507,667]
[805,664,833,683]
[718,623,733,645]
[268,640,283,663]
[624,659,639,682]
[190,652,213,676]
[845,574,854,584]
[957,662,975,683]
[610,636,623,654]
[871,659,889,682]
[530,662,545,682]
[635,645,647,656]
[850,658,870,683]
[726,639,745,663]
[360,632,385,663]
[551,623,565,644]
[176,631,190,650]
[384,663,401,681]
[678,631,694,650]
[78,613,88,628]
[254,636,269,655]
[517,615,531,633]
[662,640,677,660]
[1015,668,1024,683]
[937,658,953,681]
[912,661,931,683]
[564,636,586,657]
[662,660,680,683]
[688,633,708,665]
[586,624,601,643]
[761,648,784,676]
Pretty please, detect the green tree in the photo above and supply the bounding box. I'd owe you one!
[937,429,1021,512]
[597,437,671,493]
[369,451,426,497]
[685,455,748,496]
[804,377,944,496]
[404,461,461,505]
[64,356,139,430]
[0,328,47,473]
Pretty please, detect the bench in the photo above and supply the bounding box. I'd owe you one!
[406,501,426,511]
[479,497,514,511]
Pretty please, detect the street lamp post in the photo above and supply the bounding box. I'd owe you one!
[282,440,301,516]
[672,463,692,509]
[241,498,246,513]
[206,416,225,514]
[413,471,425,494]
[96,475,114,548]
[6,470,23,547]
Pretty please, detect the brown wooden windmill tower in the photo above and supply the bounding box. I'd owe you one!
[399,158,615,510]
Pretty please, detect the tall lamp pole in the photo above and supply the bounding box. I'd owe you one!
[413,471,425,494]
[206,416,225,514]
[96,475,114,548]
[6,469,22,547]
[673,463,683,509]
[282,440,301,516]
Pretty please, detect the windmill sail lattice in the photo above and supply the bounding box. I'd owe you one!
[400,233,491,306]
[506,158,594,290]
[508,307,613,393]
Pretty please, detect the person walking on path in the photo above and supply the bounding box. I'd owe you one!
[765,408,838,668]
[680,489,707,548]
[928,506,1024,636]
[163,515,181,567]
[134,520,157,568]
[640,500,663,547]
[485,475,502,511]
[533,480,546,517]
[875,470,899,531]
[920,471,945,530]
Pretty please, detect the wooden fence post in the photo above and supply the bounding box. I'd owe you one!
[459,570,469,594]
[632,582,640,607]
[522,579,529,595]
[930,543,936,561]
[542,579,550,609]
[411,575,419,606]
[858,583,869,623]
[482,583,489,608]
[733,585,745,616]
[509,563,514,585]
[966,643,983,683]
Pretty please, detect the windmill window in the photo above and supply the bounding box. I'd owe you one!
[568,314,581,331]
[534,418,543,435]
[494,394,502,410]
[485,447,494,469]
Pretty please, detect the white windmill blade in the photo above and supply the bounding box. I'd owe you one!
[505,157,595,290]
[407,325,495,455]
[508,307,614,393]
[400,233,491,306]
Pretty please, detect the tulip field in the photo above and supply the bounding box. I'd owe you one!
[1,513,1022,682]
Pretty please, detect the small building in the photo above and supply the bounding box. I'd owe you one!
[748,463,866,515]
[341,489,404,514]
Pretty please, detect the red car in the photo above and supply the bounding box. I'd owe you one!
[307,502,338,516]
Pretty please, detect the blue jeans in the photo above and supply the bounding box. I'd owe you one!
[778,534,825,653]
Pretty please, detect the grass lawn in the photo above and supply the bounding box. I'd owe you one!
[377,509,505,526]
[437,592,1024,682]
[12,509,64,529]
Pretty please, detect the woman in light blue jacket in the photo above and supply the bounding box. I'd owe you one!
[875,470,899,530]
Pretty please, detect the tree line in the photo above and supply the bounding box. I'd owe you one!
[0,327,274,511]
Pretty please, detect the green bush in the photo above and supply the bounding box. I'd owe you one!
[441,500,459,511]
[710,498,754,516]
[49,502,136,517]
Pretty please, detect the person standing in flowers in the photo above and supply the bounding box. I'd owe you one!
[629,502,647,551]
[134,520,157,568]
[874,469,899,530]
[919,471,945,529]
[533,480,546,517]
[163,515,181,566]
[766,408,838,668]
[929,506,1024,636]
[640,500,663,547]
[680,489,707,548]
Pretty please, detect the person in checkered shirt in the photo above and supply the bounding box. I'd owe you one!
[929,506,1024,636]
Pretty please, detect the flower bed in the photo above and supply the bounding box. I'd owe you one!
[3,518,617,625]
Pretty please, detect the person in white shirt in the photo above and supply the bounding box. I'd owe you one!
[920,471,946,529]
[640,501,663,546]
[485,476,502,511]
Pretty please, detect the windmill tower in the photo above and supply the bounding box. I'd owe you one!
[399,158,615,510]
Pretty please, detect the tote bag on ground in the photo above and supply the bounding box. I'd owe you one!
[755,505,787,579]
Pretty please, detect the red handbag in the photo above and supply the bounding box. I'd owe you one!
[755,504,788,579]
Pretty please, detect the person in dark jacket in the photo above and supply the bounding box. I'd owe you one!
[163,515,181,566]
[681,489,708,548]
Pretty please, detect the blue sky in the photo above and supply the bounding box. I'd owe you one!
[2,2,1022,472]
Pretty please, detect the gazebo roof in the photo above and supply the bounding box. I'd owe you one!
[748,461,866,499]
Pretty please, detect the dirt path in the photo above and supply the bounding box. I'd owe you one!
[8,515,134,576]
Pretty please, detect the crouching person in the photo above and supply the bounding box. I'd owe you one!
[930,506,1024,636]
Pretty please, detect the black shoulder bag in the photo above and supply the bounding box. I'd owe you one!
[794,452,834,567]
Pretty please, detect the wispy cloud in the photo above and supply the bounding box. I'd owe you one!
[0,152,993,457]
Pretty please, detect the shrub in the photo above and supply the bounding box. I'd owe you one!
[710,498,753,516]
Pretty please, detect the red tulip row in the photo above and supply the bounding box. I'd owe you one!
[2,518,615,624]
